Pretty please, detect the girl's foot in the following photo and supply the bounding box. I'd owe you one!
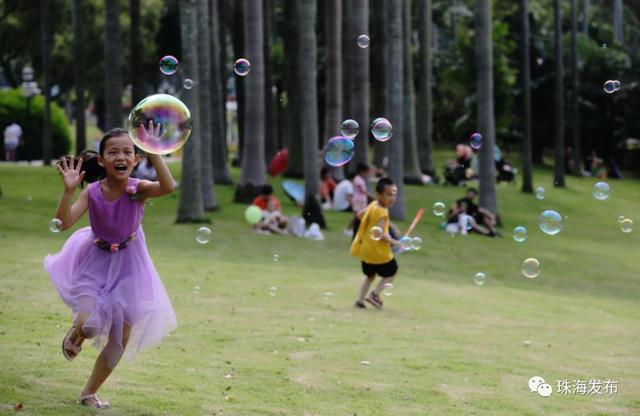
[62,324,83,361]
[79,393,110,409]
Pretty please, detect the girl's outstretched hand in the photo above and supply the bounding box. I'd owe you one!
[57,156,85,192]
[139,120,165,142]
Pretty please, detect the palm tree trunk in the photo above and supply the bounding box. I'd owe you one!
[475,0,498,213]
[403,0,422,184]
[299,0,324,226]
[553,0,565,187]
[197,0,219,210]
[387,0,406,220]
[570,0,581,176]
[71,0,86,154]
[129,0,144,105]
[210,0,233,185]
[372,0,388,169]
[520,0,533,193]
[324,0,344,179]
[41,0,52,164]
[417,0,434,176]
[283,0,304,178]
[104,0,122,129]
[613,0,623,45]
[582,0,589,34]
[263,0,278,165]
[350,0,370,169]
[229,0,245,166]
[177,0,205,222]
[235,0,267,201]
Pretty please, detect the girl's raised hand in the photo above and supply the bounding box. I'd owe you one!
[57,156,85,191]
[140,120,165,142]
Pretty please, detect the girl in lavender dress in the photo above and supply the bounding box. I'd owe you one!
[44,126,177,409]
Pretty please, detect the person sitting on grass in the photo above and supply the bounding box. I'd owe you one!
[252,184,282,211]
[319,167,337,210]
[456,187,498,237]
[350,177,402,310]
[255,198,289,235]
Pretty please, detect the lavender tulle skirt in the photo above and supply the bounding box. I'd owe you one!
[44,226,177,369]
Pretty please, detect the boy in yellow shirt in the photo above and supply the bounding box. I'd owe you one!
[350,177,402,309]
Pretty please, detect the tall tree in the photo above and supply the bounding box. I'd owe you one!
[263,0,278,164]
[197,0,219,210]
[283,0,303,177]
[582,0,589,34]
[570,0,581,176]
[210,0,233,185]
[177,0,205,222]
[104,0,122,129]
[402,0,422,184]
[613,0,623,45]
[553,0,565,187]
[520,0,533,193]
[235,0,267,200]
[350,0,369,169]
[324,0,343,179]
[371,0,388,169]
[299,0,324,225]
[130,0,144,105]
[475,0,498,213]
[71,0,86,154]
[387,0,406,220]
[40,0,52,165]
[417,0,435,176]
[228,0,246,166]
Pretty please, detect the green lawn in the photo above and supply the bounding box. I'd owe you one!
[0,155,639,415]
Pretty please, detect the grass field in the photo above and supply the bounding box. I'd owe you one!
[0,154,639,415]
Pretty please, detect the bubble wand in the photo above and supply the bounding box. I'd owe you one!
[404,208,425,237]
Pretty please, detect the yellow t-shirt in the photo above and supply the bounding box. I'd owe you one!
[350,201,393,264]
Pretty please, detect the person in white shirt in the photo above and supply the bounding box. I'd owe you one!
[4,122,22,162]
[332,172,355,212]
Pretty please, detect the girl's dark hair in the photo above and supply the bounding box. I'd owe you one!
[57,128,133,187]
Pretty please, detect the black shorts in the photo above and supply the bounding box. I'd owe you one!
[361,259,398,278]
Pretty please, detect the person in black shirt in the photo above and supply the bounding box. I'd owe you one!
[456,188,498,237]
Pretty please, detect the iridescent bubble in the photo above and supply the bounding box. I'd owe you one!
[620,218,633,233]
[522,258,540,278]
[244,205,263,225]
[593,181,610,200]
[127,94,192,155]
[369,226,384,241]
[48,218,62,233]
[234,58,251,76]
[195,227,212,244]
[340,119,359,139]
[618,216,625,223]
[539,210,563,235]
[357,34,370,48]
[183,78,194,89]
[371,118,393,142]
[474,272,486,286]
[399,236,412,251]
[324,136,355,167]
[535,187,545,200]
[469,132,482,150]
[432,202,446,217]
[603,80,621,94]
[158,55,179,75]
[410,236,422,251]
[513,226,527,242]
[273,254,280,262]
[269,286,278,296]
[382,283,394,296]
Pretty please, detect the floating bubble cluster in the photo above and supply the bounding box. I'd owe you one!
[603,80,621,94]
[128,94,192,155]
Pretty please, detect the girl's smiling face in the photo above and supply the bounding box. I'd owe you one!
[98,134,140,180]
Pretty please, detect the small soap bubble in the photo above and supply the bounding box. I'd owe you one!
[539,210,563,235]
[382,283,394,296]
[432,202,446,217]
[513,226,527,242]
[535,187,545,200]
[48,218,62,233]
[158,55,179,75]
[324,136,355,167]
[183,78,194,89]
[618,215,625,223]
[340,119,359,139]
[593,181,610,200]
[474,272,486,286]
[357,34,370,48]
[269,286,278,297]
[369,226,384,241]
[620,218,633,233]
[234,58,251,76]
[399,236,412,251]
[603,79,621,94]
[195,227,212,244]
[469,132,482,150]
[371,118,393,142]
[273,254,280,262]
[522,258,540,278]
[410,236,422,251]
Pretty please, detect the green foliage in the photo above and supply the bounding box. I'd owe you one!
[0,88,71,160]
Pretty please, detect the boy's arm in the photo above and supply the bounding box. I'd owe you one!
[378,217,402,248]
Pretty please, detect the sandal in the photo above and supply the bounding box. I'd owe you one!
[61,324,82,361]
[79,393,110,409]
[365,292,383,309]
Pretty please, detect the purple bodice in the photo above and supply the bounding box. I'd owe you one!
[88,178,144,243]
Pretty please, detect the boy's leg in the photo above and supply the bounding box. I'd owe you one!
[372,276,396,297]
[357,275,375,304]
